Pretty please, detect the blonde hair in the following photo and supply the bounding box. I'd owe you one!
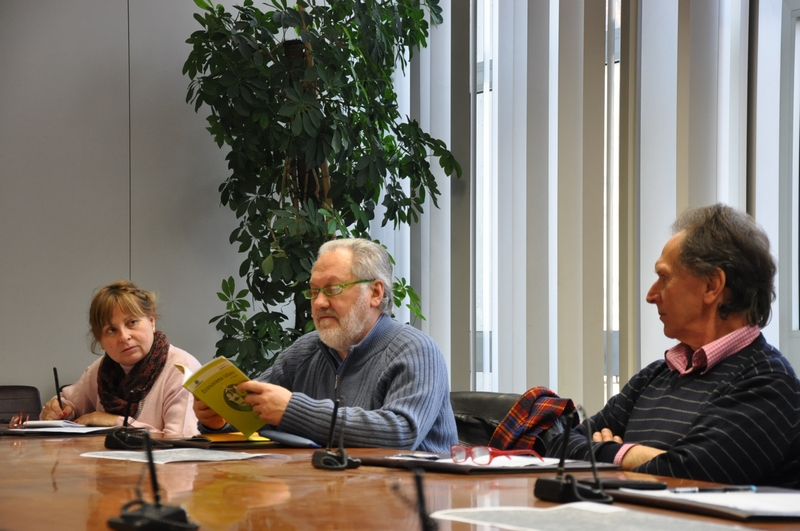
[88,280,159,354]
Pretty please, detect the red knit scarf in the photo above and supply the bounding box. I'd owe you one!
[97,330,170,416]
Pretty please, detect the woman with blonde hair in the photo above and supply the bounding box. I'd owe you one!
[40,280,201,436]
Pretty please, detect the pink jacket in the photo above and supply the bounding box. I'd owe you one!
[48,345,201,437]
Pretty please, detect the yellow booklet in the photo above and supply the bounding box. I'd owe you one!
[192,432,276,449]
[176,357,265,437]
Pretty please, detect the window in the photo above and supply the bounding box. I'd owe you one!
[475,0,497,391]
[473,1,621,397]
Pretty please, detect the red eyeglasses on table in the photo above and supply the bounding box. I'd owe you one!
[450,444,543,465]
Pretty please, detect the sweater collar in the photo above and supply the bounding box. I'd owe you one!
[318,313,396,370]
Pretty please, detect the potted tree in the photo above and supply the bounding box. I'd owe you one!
[184,0,461,375]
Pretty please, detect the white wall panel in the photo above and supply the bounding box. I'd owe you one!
[524,0,558,392]
[777,0,800,367]
[753,0,781,349]
[412,0,453,372]
[638,1,681,368]
[556,0,606,412]
[687,0,720,208]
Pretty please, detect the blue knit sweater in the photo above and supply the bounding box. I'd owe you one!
[548,335,800,487]
[256,314,457,453]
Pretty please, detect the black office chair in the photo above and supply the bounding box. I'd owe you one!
[450,391,521,447]
[0,385,42,423]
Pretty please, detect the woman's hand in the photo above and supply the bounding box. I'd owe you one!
[74,411,121,427]
[41,397,74,420]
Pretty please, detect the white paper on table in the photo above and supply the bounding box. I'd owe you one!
[81,448,289,464]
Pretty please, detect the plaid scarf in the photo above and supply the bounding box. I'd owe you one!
[97,330,170,416]
[489,386,576,450]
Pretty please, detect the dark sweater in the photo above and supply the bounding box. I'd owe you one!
[548,335,800,487]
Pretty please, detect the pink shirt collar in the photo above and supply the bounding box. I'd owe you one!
[664,325,760,375]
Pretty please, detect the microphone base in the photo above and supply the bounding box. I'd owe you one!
[311,449,362,470]
[534,476,611,504]
[108,502,198,531]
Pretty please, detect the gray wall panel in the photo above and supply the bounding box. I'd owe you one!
[128,1,236,363]
[0,1,239,400]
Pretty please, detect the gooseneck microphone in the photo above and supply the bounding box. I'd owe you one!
[533,409,613,504]
[122,389,134,428]
[107,432,198,530]
[105,390,170,451]
[311,395,362,470]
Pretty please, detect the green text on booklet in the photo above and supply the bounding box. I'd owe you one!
[176,357,264,437]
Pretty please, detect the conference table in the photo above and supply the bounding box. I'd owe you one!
[0,434,796,530]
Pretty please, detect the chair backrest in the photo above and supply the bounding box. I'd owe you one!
[450,391,521,447]
[0,385,42,423]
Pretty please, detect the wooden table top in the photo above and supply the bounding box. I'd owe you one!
[0,434,795,530]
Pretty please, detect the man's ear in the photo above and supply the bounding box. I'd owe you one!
[704,268,727,304]
[370,280,385,308]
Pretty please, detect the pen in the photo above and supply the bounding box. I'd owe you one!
[53,367,63,412]
[671,485,757,493]
[394,453,440,460]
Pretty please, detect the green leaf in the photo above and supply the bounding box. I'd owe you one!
[291,116,303,136]
[223,276,234,296]
[302,112,316,136]
[193,0,213,12]
[216,338,240,359]
[233,99,250,116]
[278,104,297,117]
[262,254,274,276]
[303,66,319,82]
[282,9,303,28]
[355,155,370,171]
[240,86,255,105]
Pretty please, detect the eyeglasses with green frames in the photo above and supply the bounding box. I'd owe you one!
[302,279,376,300]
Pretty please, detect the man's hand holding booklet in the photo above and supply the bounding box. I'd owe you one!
[176,357,265,437]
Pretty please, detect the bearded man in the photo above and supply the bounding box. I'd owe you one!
[194,238,458,452]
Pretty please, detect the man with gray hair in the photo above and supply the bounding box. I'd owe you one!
[194,238,458,452]
[547,204,800,487]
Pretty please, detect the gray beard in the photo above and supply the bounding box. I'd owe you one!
[316,290,371,353]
